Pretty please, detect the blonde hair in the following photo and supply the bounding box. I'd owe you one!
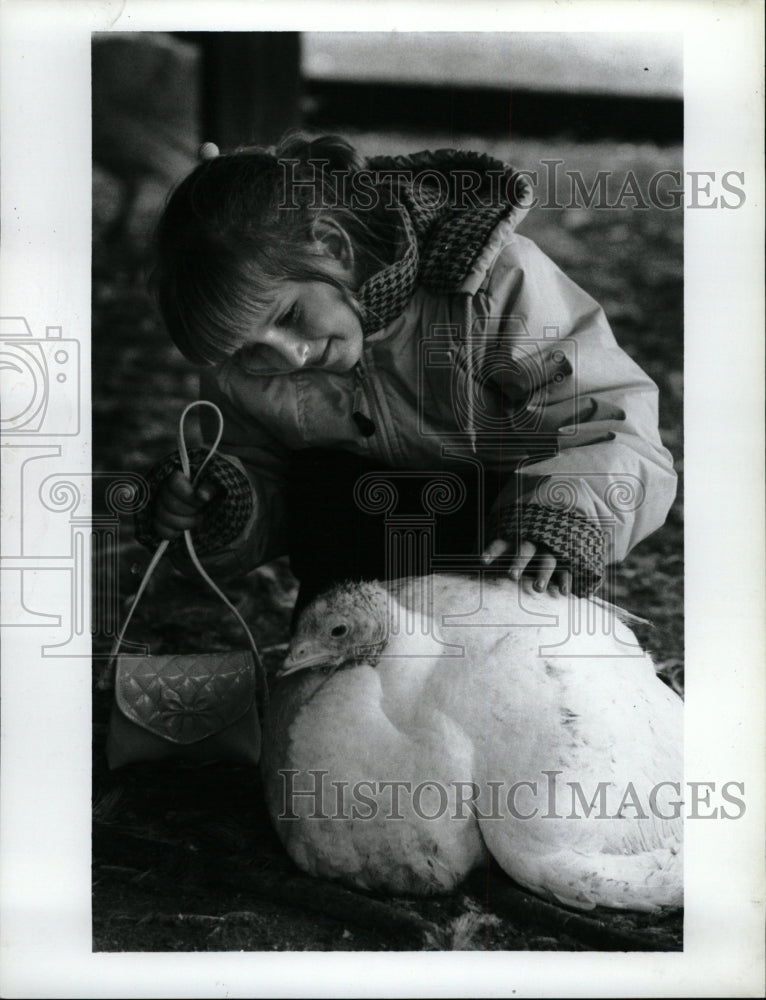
[153,133,399,365]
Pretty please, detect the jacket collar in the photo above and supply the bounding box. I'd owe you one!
[357,149,532,334]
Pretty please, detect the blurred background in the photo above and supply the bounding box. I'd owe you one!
[92,31,684,953]
[92,31,682,247]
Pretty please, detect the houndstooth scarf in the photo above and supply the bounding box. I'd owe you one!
[356,149,531,334]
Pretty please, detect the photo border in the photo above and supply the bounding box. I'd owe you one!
[1,1,763,996]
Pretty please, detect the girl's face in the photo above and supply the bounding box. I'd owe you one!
[238,264,364,375]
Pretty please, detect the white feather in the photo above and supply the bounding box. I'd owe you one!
[262,574,683,911]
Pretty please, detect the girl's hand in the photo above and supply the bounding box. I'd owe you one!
[482,537,572,595]
[153,470,217,541]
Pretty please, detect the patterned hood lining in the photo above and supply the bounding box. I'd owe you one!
[357,149,531,334]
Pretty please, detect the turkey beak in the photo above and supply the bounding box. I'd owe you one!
[278,642,343,678]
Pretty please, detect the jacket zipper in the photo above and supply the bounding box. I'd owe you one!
[354,355,397,466]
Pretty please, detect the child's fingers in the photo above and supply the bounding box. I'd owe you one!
[164,469,197,502]
[154,508,203,538]
[531,551,557,592]
[165,471,215,511]
[161,489,204,517]
[508,539,537,581]
[482,539,567,596]
[153,471,218,539]
[481,538,510,564]
[195,480,217,504]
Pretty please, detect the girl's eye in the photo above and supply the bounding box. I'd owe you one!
[280,304,298,327]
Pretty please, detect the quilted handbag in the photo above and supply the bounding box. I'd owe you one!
[102,401,268,769]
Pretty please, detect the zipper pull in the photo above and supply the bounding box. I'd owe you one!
[352,364,376,437]
[352,385,375,437]
[353,411,376,437]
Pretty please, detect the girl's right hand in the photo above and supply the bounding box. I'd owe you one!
[153,470,217,541]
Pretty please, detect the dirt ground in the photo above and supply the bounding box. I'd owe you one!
[92,130,684,952]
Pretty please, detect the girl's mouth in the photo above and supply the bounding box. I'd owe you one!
[312,339,334,368]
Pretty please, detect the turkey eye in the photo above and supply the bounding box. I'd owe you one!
[330,623,348,638]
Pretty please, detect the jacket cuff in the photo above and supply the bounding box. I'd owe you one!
[134,447,254,557]
[493,503,605,595]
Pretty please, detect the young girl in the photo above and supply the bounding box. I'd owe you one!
[137,133,677,612]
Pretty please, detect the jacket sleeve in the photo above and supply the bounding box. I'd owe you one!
[474,234,677,590]
[134,365,292,580]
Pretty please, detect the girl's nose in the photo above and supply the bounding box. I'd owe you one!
[264,328,312,369]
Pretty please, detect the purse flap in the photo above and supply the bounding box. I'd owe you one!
[114,652,256,744]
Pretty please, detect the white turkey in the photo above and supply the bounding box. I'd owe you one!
[260,574,683,913]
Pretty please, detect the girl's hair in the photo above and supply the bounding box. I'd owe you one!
[153,133,399,365]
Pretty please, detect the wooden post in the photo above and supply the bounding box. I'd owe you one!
[188,32,302,150]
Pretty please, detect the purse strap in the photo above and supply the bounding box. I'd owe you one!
[100,401,268,708]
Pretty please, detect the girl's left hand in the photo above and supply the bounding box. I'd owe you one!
[482,538,572,595]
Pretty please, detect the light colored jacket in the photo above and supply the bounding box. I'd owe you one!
[190,221,677,579]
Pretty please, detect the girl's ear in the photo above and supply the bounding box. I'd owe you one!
[311,217,356,279]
